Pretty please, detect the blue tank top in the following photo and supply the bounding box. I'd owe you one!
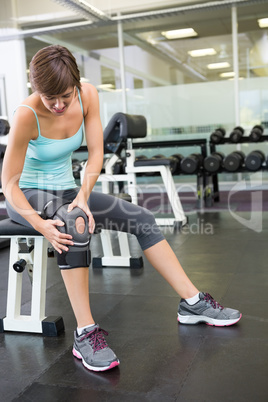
[18,89,84,190]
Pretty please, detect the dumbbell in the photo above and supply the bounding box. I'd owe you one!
[210,128,226,144]
[171,154,184,174]
[223,151,245,172]
[135,155,148,162]
[152,154,165,159]
[180,153,203,174]
[203,152,225,173]
[229,126,244,143]
[245,150,265,171]
[249,125,264,142]
[0,119,10,135]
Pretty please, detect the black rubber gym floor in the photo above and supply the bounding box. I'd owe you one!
[0,199,267,401]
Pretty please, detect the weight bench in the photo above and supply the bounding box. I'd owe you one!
[0,218,64,336]
[79,113,187,269]
[82,112,187,227]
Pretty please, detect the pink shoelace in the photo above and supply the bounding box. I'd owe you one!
[204,293,224,310]
[80,327,109,352]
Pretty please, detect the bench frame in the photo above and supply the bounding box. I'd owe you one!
[0,231,64,336]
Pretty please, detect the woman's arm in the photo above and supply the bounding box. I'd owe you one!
[2,107,73,253]
[81,84,104,197]
[2,107,42,227]
[67,84,104,232]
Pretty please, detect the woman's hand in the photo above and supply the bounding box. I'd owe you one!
[39,219,74,254]
[67,191,95,234]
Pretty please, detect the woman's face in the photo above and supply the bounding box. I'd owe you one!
[40,87,75,116]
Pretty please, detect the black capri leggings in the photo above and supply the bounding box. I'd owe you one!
[6,188,165,251]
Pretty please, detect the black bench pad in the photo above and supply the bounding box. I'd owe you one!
[0,218,42,236]
[134,158,174,167]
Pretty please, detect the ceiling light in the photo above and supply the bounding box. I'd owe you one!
[258,18,268,28]
[147,38,157,46]
[161,28,198,40]
[188,48,216,57]
[207,62,230,70]
[97,84,115,91]
[220,72,235,78]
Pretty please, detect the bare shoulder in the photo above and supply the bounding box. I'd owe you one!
[80,83,99,115]
[80,82,98,98]
[11,95,40,141]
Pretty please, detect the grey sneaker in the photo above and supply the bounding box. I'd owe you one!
[178,292,242,326]
[72,324,120,371]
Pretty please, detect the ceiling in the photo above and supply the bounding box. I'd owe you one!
[1,0,268,83]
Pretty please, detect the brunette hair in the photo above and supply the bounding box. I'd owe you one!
[29,45,81,95]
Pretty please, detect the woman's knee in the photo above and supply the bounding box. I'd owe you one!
[75,216,86,234]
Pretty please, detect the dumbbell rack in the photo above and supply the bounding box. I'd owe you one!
[133,139,208,208]
[208,135,268,204]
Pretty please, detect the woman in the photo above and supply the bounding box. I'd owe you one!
[2,45,241,372]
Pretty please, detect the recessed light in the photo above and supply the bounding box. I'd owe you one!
[207,62,230,70]
[161,28,198,39]
[97,84,115,90]
[188,48,217,57]
[220,72,235,78]
[258,18,268,28]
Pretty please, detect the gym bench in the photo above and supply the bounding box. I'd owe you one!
[78,113,187,268]
[0,218,64,336]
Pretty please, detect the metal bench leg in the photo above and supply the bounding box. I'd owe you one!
[1,236,64,336]
[93,230,143,268]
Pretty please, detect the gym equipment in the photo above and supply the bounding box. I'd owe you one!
[249,125,264,142]
[72,159,82,179]
[204,152,224,173]
[223,151,245,172]
[0,219,64,336]
[229,126,244,143]
[135,155,148,162]
[134,155,148,177]
[210,128,226,144]
[95,112,187,227]
[0,119,9,164]
[245,150,265,171]
[113,158,125,175]
[0,119,10,135]
[136,154,164,177]
[171,154,184,175]
[143,154,178,175]
[80,113,187,268]
[180,153,203,174]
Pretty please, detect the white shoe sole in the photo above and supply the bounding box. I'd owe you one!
[72,347,120,371]
[177,313,242,326]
